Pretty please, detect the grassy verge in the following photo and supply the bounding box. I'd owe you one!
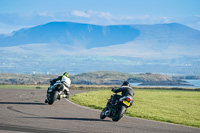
[1,84,199,90]
[0,84,48,89]
[70,89,200,128]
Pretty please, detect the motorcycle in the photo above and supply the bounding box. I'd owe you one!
[45,81,69,105]
[100,93,133,121]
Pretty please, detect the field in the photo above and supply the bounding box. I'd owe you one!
[0,84,49,89]
[70,89,200,128]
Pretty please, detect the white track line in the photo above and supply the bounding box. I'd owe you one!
[66,99,101,112]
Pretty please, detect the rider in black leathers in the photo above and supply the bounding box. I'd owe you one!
[111,81,134,106]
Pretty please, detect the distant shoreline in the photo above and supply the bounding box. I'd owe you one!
[138,79,200,88]
[0,72,200,87]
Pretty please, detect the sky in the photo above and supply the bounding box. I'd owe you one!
[0,0,200,34]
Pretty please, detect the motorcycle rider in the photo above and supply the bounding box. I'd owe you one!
[104,81,134,116]
[111,81,134,106]
[45,72,71,103]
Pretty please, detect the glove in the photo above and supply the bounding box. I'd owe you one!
[50,80,53,85]
[111,88,115,92]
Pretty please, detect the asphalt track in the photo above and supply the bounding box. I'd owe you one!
[0,89,199,133]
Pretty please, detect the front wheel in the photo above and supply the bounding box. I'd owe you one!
[100,108,107,119]
[47,91,58,105]
[112,106,127,121]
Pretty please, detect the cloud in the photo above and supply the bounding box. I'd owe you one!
[36,12,55,17]
[70,10,134,21]
[195,14,200,18]
[71,10,114,20]
[90,10,113,20]
[71,10,91,18]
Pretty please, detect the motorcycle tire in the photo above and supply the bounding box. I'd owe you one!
[100,108,107,119]
[47,91,58,105]
[112,106,126,121]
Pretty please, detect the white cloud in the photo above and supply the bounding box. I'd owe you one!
[70,10,115,20]
[195,14,200,18]
[93,11,113,20]
[36,12,55,17]
[71,10,91,18]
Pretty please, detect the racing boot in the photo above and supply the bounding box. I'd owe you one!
[60,94,69,99]
[57,94,61,100]
[45,99,48,103]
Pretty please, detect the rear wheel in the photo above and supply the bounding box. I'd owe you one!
[47,91,58,105]
[112,106,126,121]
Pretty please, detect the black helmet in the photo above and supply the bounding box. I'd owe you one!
[122,81,130,86]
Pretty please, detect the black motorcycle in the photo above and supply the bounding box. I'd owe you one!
[100,93,133,121]
[45,81,69,105]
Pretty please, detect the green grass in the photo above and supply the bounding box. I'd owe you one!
[70,89,200,128]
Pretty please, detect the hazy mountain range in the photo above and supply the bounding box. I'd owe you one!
[0,21,200,75]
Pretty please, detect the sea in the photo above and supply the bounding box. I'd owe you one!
[130,79,200,88]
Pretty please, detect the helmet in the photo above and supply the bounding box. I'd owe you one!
[122,81,130,86]
[63,72,69,77]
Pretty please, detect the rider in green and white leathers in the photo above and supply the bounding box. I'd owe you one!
[50,72,71,89]
[46,72,71,101]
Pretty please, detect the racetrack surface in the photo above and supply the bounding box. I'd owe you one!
[0,89,199,133]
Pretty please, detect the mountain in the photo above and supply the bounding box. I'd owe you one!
[0,22,139,49]
[1,22,200,58]
[82,23,200,58]
[0,22,200,75]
